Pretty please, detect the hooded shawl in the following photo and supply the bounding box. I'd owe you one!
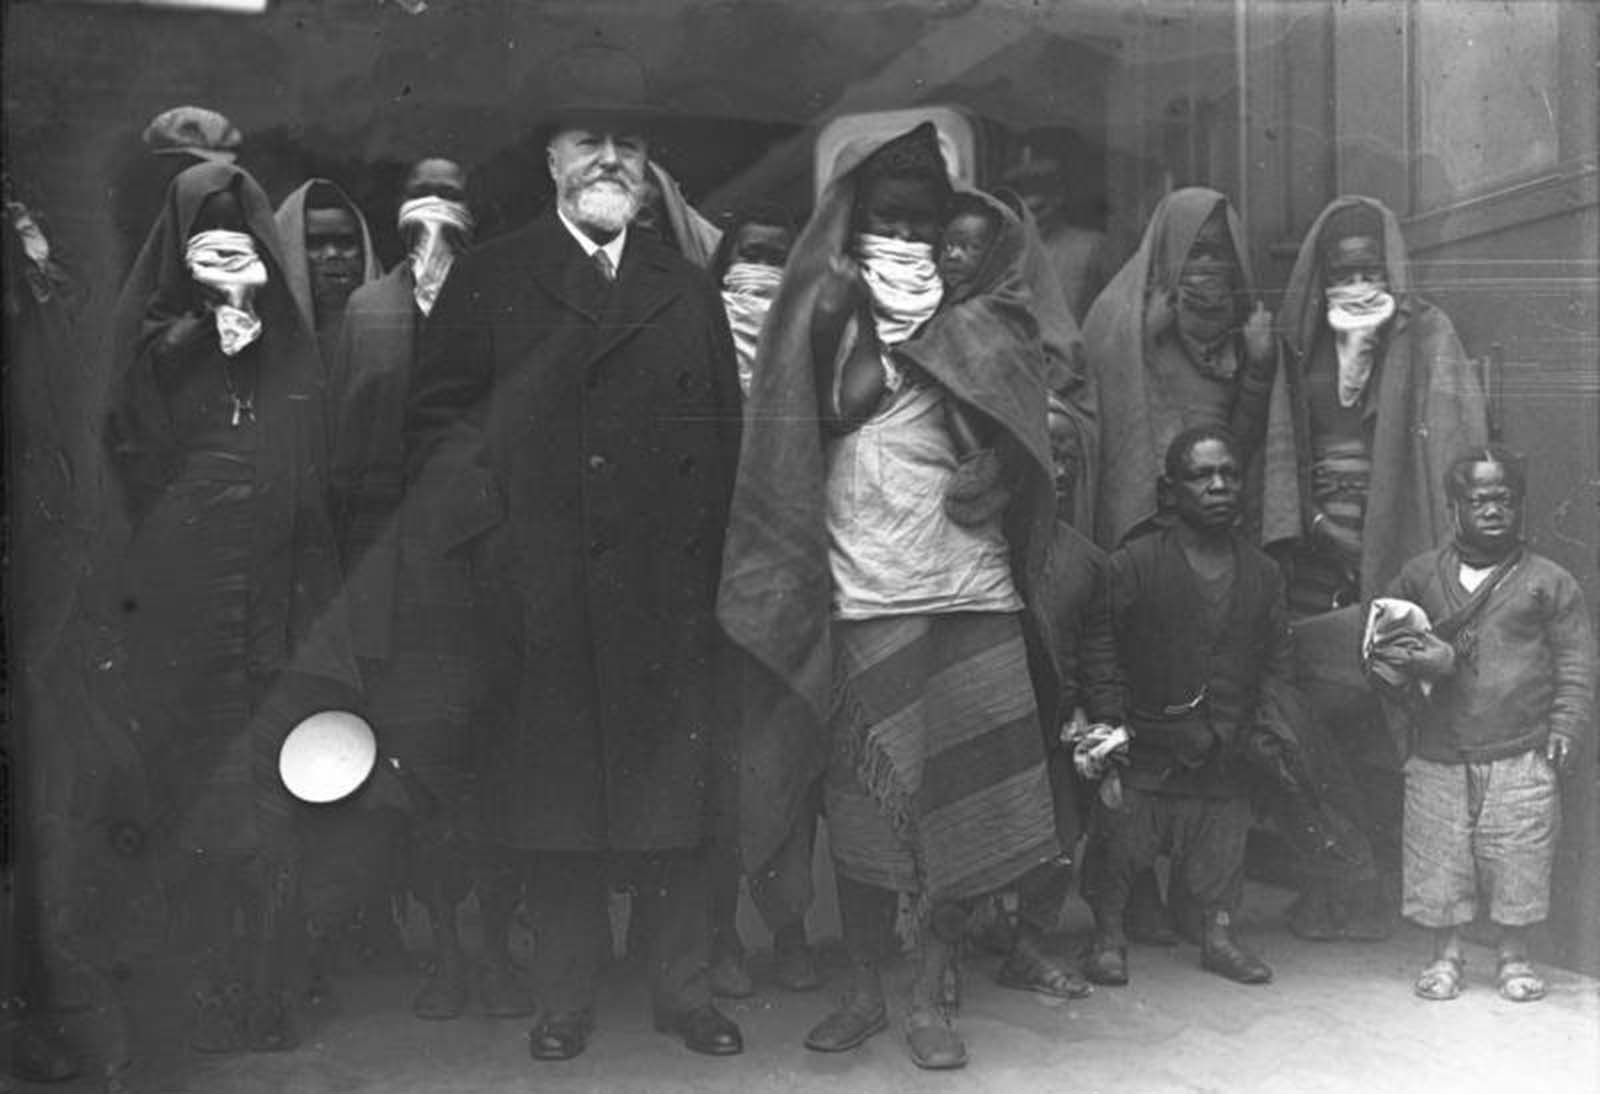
[1268,195,1487,595]
[996,187,1096,530]
[273,178,382,336]
[717,127,1057,870]
[648,161,723,269]
[106,160,356,692]
[1083,187,1296,549]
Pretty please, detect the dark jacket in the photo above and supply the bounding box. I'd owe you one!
[1388,546,1596,763]
[1110,523,1293,796]
[405,210,743,852]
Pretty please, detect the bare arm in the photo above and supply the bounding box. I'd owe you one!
[811,254,886,432]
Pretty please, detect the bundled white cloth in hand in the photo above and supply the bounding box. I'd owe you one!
[1069,720,1131,781]
[1363,597,1455,695]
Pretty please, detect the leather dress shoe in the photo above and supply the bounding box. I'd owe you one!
[1202,937,1273,984]
[653,1003,743,1056]
[527,1010,594,1061]
[804,990,888,1052]
[1084,941,1129,986]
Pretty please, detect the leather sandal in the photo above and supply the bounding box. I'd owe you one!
[996,937,1093,999]
[1496,958,1545,1003]
[1414,956,1464,1001]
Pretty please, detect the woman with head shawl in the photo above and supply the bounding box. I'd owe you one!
[1083,187,1291,551]
[1266,196,1487,941]
[105,160,357,1054]
[718,122,1060,1070]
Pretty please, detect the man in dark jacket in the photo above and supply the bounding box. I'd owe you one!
[404,107,744,1060]
[1084,425,1287,987]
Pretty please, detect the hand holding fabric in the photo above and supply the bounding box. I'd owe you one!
[1546,733,1573,773]
[1242,300,1275,367]
[1073,723,1130,780]
[816,253,866,320]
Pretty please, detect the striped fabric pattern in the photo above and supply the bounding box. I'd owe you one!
[826,611,1059,904]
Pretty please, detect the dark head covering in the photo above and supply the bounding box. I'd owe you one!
[717,125,1055,869]
[853,121,954,208]
[105,161,355,686]
[1266,194,1488,592]
[1082,187,1296,548]
[1319,202,1386,266]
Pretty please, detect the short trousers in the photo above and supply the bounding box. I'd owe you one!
[1402,748,1559,928]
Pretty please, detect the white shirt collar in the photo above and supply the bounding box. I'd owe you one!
[557,207,627,272]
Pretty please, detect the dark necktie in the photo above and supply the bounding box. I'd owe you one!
[593,248,616,284]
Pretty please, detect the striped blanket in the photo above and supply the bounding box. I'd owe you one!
[826,611,1059,905]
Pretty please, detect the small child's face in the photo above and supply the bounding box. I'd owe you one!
[731,223,794,269]
[938,211,997,290]
[1048,411,1079,514]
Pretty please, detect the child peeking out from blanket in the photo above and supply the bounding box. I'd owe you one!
[935,194,1012,525]
[1379,447,1595,1005]
[811,190,1019,527]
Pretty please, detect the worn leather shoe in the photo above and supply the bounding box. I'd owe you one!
[1202,937,1273,984]
[1084,941,1129,986]
[653,1004,743,1056]
[804,989,889,1052]
[527,1010,593,1061]
[904,1009,967,1070]
[996,937,1093,999]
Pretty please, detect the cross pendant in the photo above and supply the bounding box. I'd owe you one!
[230,394,255,427]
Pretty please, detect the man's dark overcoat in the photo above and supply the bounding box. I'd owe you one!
[406,209,742,852]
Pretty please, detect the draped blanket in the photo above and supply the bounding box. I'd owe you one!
[1083,187,1297,549]
[1270,195,1488,594]
[827,613,1058,903]
[717,134,1057,871]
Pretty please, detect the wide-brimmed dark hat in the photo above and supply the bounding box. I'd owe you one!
[534,45,666,138]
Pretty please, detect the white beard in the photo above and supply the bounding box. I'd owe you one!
[571,180,639,236]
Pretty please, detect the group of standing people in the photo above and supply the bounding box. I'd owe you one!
[83,94,1594,1080]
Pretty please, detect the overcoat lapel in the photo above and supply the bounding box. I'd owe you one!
[587,238,683,370]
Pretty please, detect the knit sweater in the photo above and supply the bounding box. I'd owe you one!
[1387,546,1596,763]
